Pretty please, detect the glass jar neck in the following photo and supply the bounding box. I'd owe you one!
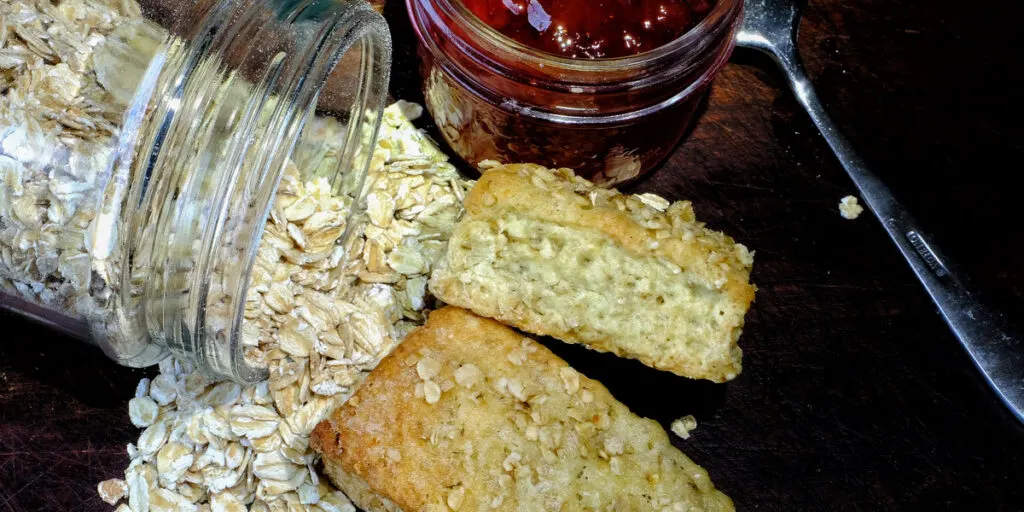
[95,0,390,381]
[409,0,741,119]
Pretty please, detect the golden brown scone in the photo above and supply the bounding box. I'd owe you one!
[428,164,755,382]
[311,306,734,512]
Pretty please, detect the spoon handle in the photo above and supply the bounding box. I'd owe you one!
[760,41,1024,423]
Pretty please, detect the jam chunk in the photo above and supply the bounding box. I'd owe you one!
[462,0,716,58]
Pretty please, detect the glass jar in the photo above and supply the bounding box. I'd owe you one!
[406,0,741,186]
[0,0,391,381]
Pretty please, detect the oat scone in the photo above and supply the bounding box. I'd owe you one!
[428,164,756,382]
[310,307,734,512]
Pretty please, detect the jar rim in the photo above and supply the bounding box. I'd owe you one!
[410,0,743,80]
[219,3,392,383]
[116,0,391,382]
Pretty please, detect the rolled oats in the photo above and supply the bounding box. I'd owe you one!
[210,491,248,512]
[416,356,441,381]
[453,363,481,389]
[295,482,320,505]
[137,420,170,459]
[127,469,151,512]
[839,195,864,220]
[252,450,303,482]
[101,101,472,510]
[423,380,442,404]
[128,396,159,428]
[229,405,281,439]
[149,487,196,512]
[559,367,581,395]
[447,485,466,510]
[0,0,141,324]
[135,378,151,398]
[317,491,356,512]
[670,414,699,440]
[156,441,194,486]
[97,478,128,505]
[148,374,177,406]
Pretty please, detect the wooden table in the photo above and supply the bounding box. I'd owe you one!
[3,0,1024,509]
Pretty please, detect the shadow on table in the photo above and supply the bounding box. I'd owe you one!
[537,335,728,425]
[0,311,152,408]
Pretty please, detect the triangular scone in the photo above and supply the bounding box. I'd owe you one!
[311,307,734,512]
[429,164,755,382]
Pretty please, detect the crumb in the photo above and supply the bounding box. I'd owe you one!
[670,415,698,440]
[477,159,503,171]
[395,99,423,121]
[839,195,864,220]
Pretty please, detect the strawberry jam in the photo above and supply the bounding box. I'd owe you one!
[460,0,716,58]
[407,0,741,185]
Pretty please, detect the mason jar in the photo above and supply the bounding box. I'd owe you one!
[0,0,391,381]
[407,0,741,186]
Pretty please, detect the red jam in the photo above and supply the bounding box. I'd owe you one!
[408,0,741,185]
[461,0,716,58]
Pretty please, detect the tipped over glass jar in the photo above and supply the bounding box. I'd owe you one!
[407,0,742,186]
[0,0,392,381]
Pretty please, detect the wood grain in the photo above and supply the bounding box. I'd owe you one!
[3,0,1024,510]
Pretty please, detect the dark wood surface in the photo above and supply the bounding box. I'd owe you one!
[4,0,1024,510]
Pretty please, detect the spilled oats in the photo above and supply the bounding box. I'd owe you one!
[107,104,473,511]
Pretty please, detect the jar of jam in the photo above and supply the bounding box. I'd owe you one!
[407,0,742,185]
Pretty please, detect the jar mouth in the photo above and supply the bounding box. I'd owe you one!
[113,0,391,382]
[413,0,743,79]
[219,4,392,382]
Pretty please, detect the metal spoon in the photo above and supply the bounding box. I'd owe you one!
[736,0,1024,423]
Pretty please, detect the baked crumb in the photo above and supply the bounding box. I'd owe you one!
[394,99,424,121]
[671,415,698,440]
[839,195,864,220]
[477,159,504,171]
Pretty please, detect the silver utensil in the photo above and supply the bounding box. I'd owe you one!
[736,0,1024,423]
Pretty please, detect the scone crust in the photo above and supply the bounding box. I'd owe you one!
[312,307,734,512]
[430,164,755,382]
[464,165,754,302]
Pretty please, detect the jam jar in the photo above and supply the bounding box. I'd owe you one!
[407,0,742,185]
[0,0,391,381]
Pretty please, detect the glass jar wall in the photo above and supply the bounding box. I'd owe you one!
[0,0,391,381]
[406,0,741,186]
